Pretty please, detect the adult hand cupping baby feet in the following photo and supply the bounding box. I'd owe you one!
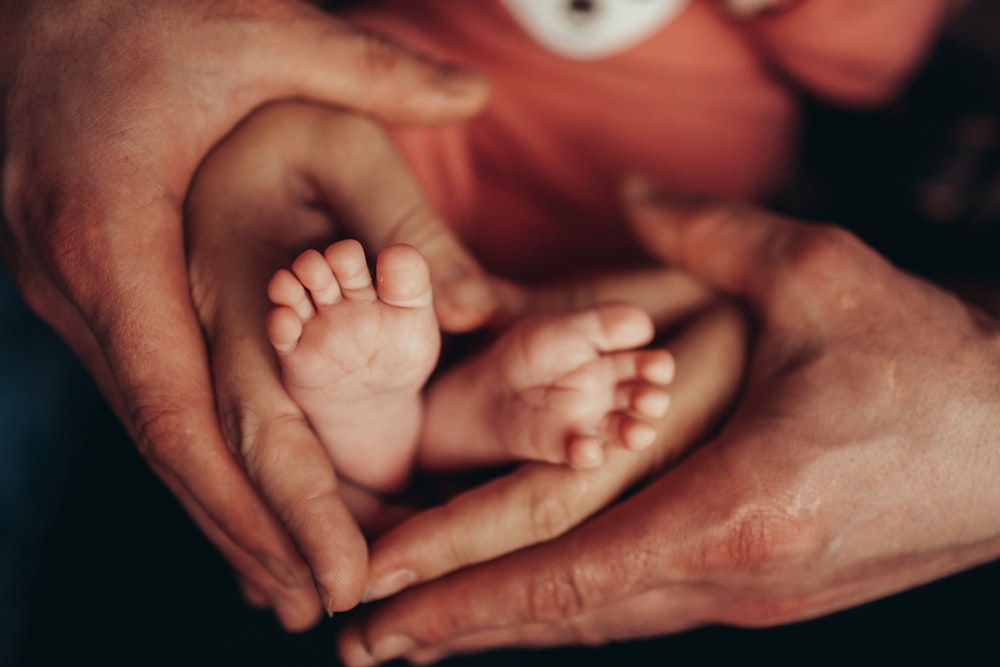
[2,0,490,632]
[353,266,747,602]
[338,188,1000,665]
[184,102,503,619]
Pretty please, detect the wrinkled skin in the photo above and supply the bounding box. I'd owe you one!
[338,190,1000,666]
[0,0,490,630]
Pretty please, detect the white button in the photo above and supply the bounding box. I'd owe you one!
[501,0,691,60]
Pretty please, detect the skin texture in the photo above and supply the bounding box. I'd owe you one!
[337,188,1000,666]
[183,99,715,623]
[0,0,493,631]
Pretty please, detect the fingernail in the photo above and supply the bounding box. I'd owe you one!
[316,586,337,618]
[438,63,488,95]
[440,266,498,314]
[623,178,721,212]
[371,634,417,663]
[364,569,417,603]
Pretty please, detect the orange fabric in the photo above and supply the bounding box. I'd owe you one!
[342,0,940,281]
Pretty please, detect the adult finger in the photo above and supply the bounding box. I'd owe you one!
[61,200,329,622]
[205,311,369,615]
[158,466,326,631]
[5,262,323,629]
[363,302,748,602]
[401,586,710,664]
[185,129,374,615]
[623,179,871,312]
[219,1,490,125]
[339,438,736,667]
[281,103,500,331]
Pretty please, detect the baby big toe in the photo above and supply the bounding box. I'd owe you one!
[375,244,433,309]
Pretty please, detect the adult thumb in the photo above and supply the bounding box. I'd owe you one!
[237,3,491,126]
[379,206,503,333]
[290,105,500,332]
[623,178,795,307]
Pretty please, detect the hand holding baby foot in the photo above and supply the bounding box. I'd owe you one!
[421,303,674,471]
[267,240,439,493]
[184,101,501,617]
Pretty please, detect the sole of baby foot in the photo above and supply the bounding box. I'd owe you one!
[266,239,439,493]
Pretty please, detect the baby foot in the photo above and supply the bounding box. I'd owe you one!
[266,239,440,492]
[497,303,673,468]
[422,302,673,471]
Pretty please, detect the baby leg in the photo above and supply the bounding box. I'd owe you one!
[421,303,673,471]
[267,239,439,493]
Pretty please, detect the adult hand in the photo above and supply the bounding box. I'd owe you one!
[338,188,1000,665]
[186,101,507,622]
[0,0,488,630]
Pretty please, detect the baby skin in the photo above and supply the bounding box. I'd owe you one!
[267,239,673,493]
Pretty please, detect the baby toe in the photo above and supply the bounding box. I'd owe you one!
[266,305,305,355]
[567,434,605,470]
[623,384,671,419]
[267,268,315,322]
[325,239,376,302]
[292,248,340,307]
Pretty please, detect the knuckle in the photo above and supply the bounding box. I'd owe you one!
[526,567,588,623]
[354,27,411,81]
[774,223,860,284]
[526,487,578,542]
[236,409,311,477]
[216,397,258,459]
[702,503,817,576]
[128,394,195,464]
[380,199,443,251]
[726,508,781,572]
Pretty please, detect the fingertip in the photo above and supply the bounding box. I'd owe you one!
[337,624,377,667]
[341,31,491,124]
[434,266,501,332]
[435,62,491,106]
[273,593,325,633]
[238,579,272,610]
[363,568,418,603]
[307,502,371,615]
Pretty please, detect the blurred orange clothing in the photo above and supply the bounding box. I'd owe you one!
[344,0,946,282]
